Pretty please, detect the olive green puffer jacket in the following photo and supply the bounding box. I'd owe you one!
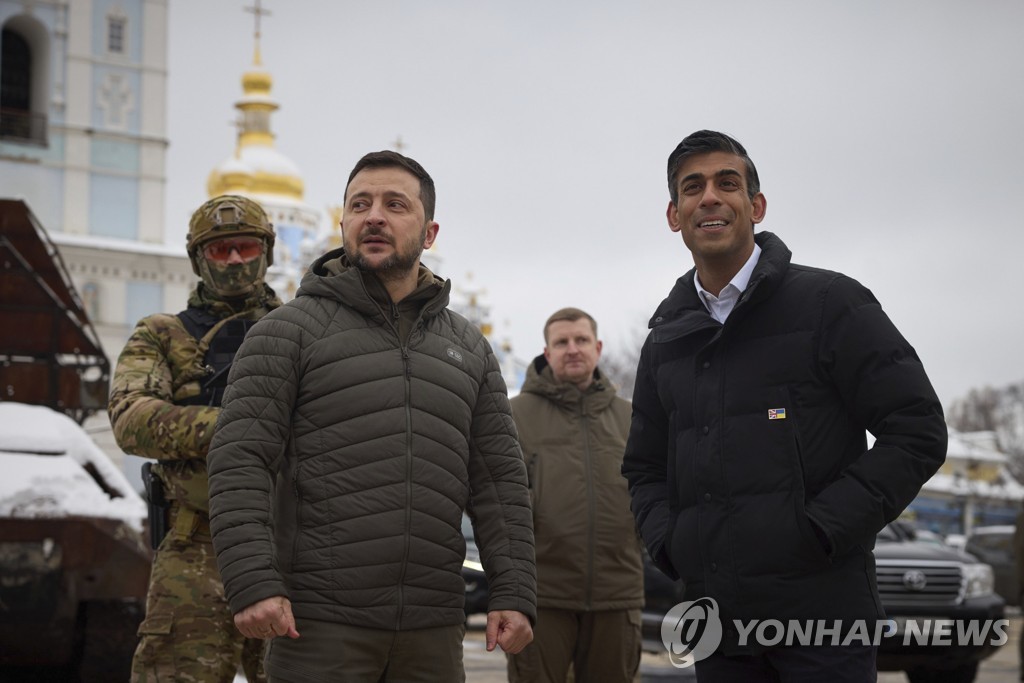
[208,249,536,630]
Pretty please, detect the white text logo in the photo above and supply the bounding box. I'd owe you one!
[660,597,723,668]
[661,604,1009,658]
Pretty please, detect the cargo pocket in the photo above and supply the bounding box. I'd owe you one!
[136,612,172,639]
[132,613,174,680]
[624,609,643,677]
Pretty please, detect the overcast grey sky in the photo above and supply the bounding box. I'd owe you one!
[165,0,1024,408]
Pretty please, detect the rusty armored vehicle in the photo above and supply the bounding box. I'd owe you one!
[0,402,151,681]
[1,200,151,680]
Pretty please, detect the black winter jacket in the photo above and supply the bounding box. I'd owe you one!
[208,249,536,631]
[622,232,946,654]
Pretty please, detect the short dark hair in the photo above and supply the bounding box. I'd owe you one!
[345,150,437,221]
[666,130,760,205]
[543,307,598,344]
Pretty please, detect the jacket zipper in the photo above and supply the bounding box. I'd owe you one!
[581,398,596,610]
[390,302,414,630]
[396,344,414,630]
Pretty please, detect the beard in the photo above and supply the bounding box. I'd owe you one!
[348,227,426,281]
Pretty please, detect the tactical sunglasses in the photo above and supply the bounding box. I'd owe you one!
[203,236,264,263]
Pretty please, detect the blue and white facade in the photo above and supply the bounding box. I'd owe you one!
[1,0,190,363]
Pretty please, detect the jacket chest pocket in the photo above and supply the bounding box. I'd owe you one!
[723,386,803,494]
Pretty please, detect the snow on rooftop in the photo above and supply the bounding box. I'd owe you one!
[247,192,312,210]
[219,144,302,178]
[215,156,252,175]
[51,230,188,258]
[923,469,1024,500]
[946,427,1009,464]
[0,403,146,530]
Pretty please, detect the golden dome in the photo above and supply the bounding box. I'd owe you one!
[206,56,305,201]
[242,68,272,96]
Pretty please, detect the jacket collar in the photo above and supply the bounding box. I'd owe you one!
[296,247,450,321]
[649,231,792,332]
[520,354,618,411]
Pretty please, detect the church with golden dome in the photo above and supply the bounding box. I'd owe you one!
[205,8,321,300]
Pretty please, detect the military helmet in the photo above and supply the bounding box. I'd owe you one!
[186,195,276,276]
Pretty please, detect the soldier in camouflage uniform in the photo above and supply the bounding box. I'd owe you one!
[109,195,283,683]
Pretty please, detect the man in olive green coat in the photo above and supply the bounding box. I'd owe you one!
[507,307,644,683]
[109,195,281,682]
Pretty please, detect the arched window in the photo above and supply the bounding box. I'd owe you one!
[1,28,32,110]
[0,20,47,144]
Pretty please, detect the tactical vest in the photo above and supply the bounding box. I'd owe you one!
[175,306,258,407]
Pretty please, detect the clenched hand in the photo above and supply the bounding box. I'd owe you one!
[234,595,300,640]
[485,610,533,654]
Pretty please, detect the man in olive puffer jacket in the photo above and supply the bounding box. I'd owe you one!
[207,151,536,682]
[507,308,644,683]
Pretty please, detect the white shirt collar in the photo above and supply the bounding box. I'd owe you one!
[693,242,762,324]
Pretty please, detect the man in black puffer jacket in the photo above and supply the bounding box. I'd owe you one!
[207,151,536,682]
[622,130,946,682]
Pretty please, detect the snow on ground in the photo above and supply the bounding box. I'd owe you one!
[0,402,146,530]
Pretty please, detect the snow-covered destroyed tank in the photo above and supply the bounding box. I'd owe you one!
[0,402,151,681]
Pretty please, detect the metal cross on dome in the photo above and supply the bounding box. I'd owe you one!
[244,0,272,64]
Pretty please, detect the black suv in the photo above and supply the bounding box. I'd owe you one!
[875,522,1006,683]
[964,525,1018,606]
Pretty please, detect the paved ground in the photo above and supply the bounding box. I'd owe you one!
[463,615,692,682]
[462,614,1023,683]
[230,613,1020,681]
[876,612,1020,683]
[877,612,1019,683]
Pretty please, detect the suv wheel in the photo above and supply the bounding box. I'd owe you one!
[906,662,979,683]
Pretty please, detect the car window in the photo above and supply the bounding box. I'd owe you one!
[968,533,1014,561]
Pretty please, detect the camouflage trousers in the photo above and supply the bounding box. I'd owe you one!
[132,532,267,682]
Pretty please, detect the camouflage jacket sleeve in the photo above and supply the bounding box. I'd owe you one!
[108,313,219,461]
